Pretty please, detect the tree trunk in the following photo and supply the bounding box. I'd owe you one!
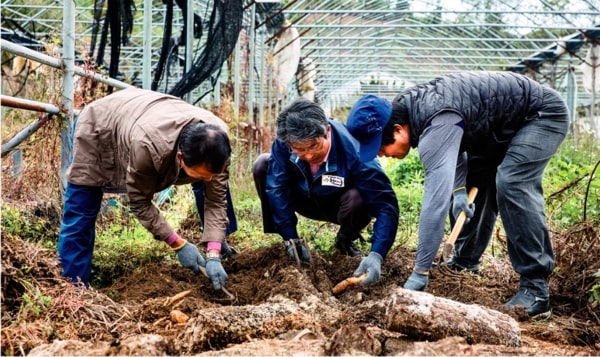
[385,288,521,347]
[177,298,322,353]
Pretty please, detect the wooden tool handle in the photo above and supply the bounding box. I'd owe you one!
[332,273,367,295]
[446,187,478,246]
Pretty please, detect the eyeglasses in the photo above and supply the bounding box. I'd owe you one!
[288,138,325,155]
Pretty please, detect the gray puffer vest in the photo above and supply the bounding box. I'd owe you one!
[392,71,544,156]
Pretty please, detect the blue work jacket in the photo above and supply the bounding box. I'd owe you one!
[265,120,399,258]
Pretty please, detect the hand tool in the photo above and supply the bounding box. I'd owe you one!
[199,266,236,302]
[441,187,478,264]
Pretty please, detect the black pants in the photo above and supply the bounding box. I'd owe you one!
[449,154,500,268]
[252,153,371,239]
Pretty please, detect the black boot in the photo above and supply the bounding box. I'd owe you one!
[504,288,551,317]
[334,232,363,257]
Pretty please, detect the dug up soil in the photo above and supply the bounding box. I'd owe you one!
[1,213,599,356]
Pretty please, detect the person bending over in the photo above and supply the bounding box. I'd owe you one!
[58,87,237,290]
[346,71,569,317]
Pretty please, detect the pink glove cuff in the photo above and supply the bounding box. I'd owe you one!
[207,241,222,252]
[165,232,180,247]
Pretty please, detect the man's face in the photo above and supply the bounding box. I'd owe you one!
[378,124,411,159]
[177,152,216,181]
[288,125,331,165]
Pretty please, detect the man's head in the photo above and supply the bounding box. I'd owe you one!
[177,122,231,181]
[346,95,392,161]
[347,95,410,161]
[276,98,331,164]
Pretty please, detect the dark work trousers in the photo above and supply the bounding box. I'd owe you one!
[192,181,238,237]
[449,154,501,269]
[252,153,371,239]
[57,183,103,287]
[451,87,569,296]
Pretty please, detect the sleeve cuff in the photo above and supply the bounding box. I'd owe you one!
[207,241,222,252]
[165,231,180,246]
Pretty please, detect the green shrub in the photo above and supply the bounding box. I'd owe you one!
[20,283,53,319]
[383,153,424,248]
[544,136,600,230]
[386,151,424,187]
[0,205,58,249]
[91,222,173,288]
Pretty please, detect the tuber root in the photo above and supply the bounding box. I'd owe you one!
[332,273,367,295]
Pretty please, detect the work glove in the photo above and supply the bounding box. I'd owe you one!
[353,252,383,286]
[452,187,475,222]
[205,253,228,290]
[173,240,206,274]
[283,238,311,265]
[221,240,239,260]
[403,270,429,291]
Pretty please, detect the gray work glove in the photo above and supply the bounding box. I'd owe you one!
[452,187,475,221]
[284,238,311,265]
[353,252,383,286]
[174,241,206,274]
[205,254,228,290]
[403,270,429,291]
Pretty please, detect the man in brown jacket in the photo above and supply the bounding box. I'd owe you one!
[58,87,234,290]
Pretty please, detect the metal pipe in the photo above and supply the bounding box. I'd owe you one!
[292,23,596,30]
[234,32,241,127]
[12,149,22,177]
[185,0,193,102]
[258,30,265,129]
[284,9,598,16]
[1,113,53,158]
[143,0,152,89]
[299,36,568,43]
[247,3,256,162]
[61,0,76,189]
[0,95,61,114]
[1,40,132,90]
[248,3,256,126]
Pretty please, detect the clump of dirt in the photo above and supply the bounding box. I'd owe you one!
[2,212,599,356]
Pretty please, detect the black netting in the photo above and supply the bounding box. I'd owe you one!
[151,0,204,92]
[151,0,175,92]
[89,0,135,83]
[167,0,243,100]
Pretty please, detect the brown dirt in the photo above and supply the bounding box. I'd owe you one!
[1,209,599,356]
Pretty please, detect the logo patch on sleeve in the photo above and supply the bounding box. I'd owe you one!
[322,175,344,187]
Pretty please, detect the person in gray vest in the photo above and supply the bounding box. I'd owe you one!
[346,71,569,317]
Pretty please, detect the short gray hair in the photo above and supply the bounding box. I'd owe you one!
[276,98,328,144]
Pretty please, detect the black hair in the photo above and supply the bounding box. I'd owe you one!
[178,122,231,172]
[276,98,328,144]
[382,97,409,146]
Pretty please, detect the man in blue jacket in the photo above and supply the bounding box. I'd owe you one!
[252,98,399,286]
[346,71,569,317]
